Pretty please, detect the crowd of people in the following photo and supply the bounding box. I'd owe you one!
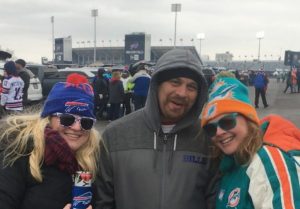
[1,49,300,209]
[92,63,151,122]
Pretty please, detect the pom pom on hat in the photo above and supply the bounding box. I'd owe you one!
[41,73,95,119]
[66,73,88,84]
[201,74,259,127]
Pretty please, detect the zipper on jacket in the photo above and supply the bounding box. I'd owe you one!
[160,134,168,209]
[163,134,168,144]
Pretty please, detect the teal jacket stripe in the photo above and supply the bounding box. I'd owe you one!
[258,148,282,209]
[281,152,300,209]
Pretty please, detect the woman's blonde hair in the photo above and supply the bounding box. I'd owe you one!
[211,118,263,165]
[0,114,100,182]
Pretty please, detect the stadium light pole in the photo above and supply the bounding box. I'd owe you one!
[171,3,181,48]
[197,33,205,58]
[91,9,98,64]
[256,31,264,61]
[51,16,54,63]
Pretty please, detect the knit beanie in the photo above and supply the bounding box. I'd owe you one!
[201,76,259,127]
[15,59,26,67]
[41,74,95,119]
[157,68,201,87]
[4,61,17,76]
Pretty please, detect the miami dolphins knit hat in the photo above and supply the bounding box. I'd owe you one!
[201,76,259,127]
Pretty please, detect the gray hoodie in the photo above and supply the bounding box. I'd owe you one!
[95,49,218,209]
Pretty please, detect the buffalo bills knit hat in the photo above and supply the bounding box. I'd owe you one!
[41,73,95,119]
[4,61,17,76]
[201,75,259,127]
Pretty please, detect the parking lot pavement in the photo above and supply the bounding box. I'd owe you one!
[249,79,300,127]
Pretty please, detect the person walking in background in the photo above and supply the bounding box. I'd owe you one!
[15,59,30,106]
[121,70,134,115]
[95,49,218,209]
[201,74,300,209]
[108,69,124,121]
[234,70,240,81]
[0,61,24,113]
[297,68,300,93]
[253,69,268,108]
[93,68,109,120]
[291,67,298,93]
[282,71,287,83]
[283,70,293,93]
[129,63,151,110]
[0,73,100,209]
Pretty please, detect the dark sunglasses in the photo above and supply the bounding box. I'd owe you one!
[53,113,96,130]
[203,113,238,138]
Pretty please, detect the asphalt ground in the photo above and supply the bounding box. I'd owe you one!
[249,78,300,126]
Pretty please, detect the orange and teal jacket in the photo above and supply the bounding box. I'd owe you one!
[216,114,300,209]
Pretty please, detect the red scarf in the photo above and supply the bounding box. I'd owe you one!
[44,126,79,174]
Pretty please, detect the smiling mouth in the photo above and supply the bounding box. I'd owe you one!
[171,101,185,107]
[220,136,234,145]
[65,133,82,139]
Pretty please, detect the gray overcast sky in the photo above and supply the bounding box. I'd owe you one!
[0,0,299,63]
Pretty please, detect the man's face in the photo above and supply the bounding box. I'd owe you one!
[158,77,198,123]
[15,63,22,70]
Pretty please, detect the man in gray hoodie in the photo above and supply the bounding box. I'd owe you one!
[95,49,218,209]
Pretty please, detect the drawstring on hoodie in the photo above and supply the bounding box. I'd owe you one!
[153,132,158,170]
[173,134,177,151]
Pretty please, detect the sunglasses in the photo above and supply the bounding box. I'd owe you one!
[53,113,96,130]
[203,113,238,138]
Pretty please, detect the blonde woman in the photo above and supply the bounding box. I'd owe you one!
[201,74,300,209]
[0,74,100,209]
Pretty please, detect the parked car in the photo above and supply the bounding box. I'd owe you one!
[42,68,98,96]
[201,67,216,87]
[26,64,58,82]
[0,62,43,102]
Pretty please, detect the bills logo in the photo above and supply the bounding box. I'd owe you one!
[227,188,240,208]
[130,42,139,50]
[73,192,92,206]
[183,155,207,165]
[65,101,89,113]
[65,101,88,107]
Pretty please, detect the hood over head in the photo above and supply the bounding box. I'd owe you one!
[261,114,300,152]
[143,48,208,133]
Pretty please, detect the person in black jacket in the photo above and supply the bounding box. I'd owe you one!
[108,69,124,121]
[15,59,30,105]
[0,73,100,209]
[93,68,109,120]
